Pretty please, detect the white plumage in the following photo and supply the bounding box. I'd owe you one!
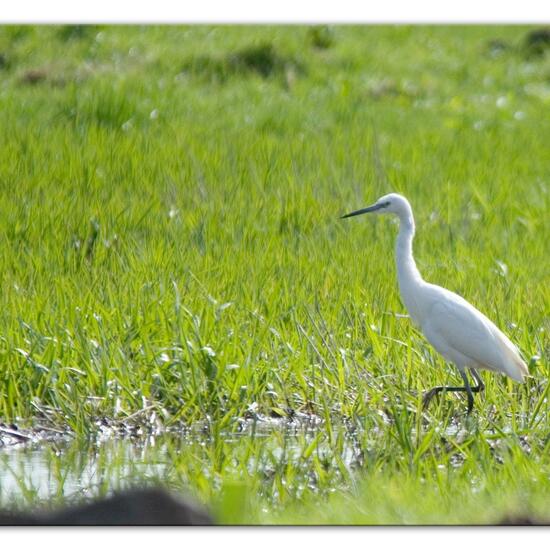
[342,193,528,412]
[421,289,527,382]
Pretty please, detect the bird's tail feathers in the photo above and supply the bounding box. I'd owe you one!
[498,334,529,382]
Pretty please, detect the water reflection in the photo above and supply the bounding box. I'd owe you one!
[0,436,169,506]
[0,423,364,510]
[0,416,493,513]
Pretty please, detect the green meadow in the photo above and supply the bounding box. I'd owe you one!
[0,24,548,523]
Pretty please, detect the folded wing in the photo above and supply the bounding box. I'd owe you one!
[422,288,528,382]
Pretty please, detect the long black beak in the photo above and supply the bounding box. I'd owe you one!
[341,203,383,219]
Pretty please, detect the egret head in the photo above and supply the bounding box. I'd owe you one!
[341,193,412,219]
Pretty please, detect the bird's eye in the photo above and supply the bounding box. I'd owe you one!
[381,201,391,208]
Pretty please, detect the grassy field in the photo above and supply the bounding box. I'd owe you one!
[0,24,548,524]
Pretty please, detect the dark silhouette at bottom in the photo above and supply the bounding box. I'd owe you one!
[498,515,550,526]
[0,487,214,526]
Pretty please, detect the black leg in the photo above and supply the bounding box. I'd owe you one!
[470,368,485,392]
[460,371,474,414]
[423,368,485,413]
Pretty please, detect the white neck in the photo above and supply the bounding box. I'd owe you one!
[396,208,423,292]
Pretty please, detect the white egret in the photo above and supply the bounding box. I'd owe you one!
[342,193,528,413]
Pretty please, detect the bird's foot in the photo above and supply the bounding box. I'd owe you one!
[422,387,441,410]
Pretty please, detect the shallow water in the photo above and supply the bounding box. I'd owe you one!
[0,420,365,511]
[0,437,170,506]
[0,412,514,515]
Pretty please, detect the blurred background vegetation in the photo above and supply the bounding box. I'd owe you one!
[0,25,547,524]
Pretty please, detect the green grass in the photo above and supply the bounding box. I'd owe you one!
[0,24,548,523]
